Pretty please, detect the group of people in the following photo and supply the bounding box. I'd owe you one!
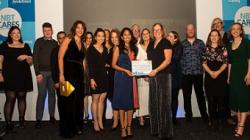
[0,17,249,140]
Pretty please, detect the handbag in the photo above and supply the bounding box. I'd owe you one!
[60,81,75,97]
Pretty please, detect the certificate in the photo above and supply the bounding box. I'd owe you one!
[132,60,152,76]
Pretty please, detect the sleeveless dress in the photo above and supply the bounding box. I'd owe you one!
[112,50,134,110]
[0,43,33,92]
[59,38,85,137]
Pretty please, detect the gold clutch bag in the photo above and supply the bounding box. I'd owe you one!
[60,81,75,97]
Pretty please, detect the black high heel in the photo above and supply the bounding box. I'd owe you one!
[19,116,25,128]
[111,123,119,131]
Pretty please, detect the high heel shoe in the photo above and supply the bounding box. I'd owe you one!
[111,123,119,131]
[120,127,127,139]
[127,126,133,137]
[93,121,100,133]
[234,125,244,138]
[19,116,25,128]
[5,121,13,131]
[83,114,89,124]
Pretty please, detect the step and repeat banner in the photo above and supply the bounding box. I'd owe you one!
[0,0,35,47]
[223,0,250,39]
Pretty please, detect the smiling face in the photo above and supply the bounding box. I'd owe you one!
[122,29,132,44]
[111,32,119,46]
[10,28,21,42]
[153,24,163,40]
[212,18,223,31]
[210,31,220,45]
[230,23,243,39]
[85,33,93,45]
[95,31,105,45]
[142,29,150,42]
[167,32,177,45]
[75,23,84,37]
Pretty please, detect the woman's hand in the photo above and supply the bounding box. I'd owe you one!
[144,77,149,82]
[17,55,28,61]
[25,56,33,64]
[125,70,133,77]
[90,79,97,90]
[210,71,220,79]
[227,78,230,84]
[244,73,250,86]
[148,69,158,77]
[54,83,60,89]
[0,73,4,82]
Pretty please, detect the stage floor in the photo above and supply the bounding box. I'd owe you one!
[1,118,249,140]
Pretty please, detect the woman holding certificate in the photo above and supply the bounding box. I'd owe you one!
[112,27,137,138]
[147,23,173,139]
[135,28,151,126]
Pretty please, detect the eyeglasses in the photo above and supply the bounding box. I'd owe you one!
[153,29,162,32]
[213,22,222,26]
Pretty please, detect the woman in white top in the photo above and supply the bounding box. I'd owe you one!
[135,28,151,126]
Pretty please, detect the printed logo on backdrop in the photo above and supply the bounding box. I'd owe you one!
[0,0,35,48]
[223,0,250,39]
[234,6,250,34]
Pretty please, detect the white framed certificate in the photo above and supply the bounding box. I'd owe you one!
[132,60,152,76]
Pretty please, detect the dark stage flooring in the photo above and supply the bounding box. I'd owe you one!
[0,118,249,140]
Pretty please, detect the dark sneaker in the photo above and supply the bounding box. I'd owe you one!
[50,117,56,124]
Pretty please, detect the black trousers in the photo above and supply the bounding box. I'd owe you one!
[207,96,226,121]
[172,87,180,120]
[58,86,84,137]
[182,74,208,118]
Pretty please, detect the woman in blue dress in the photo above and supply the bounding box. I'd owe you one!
[112,27,137,138]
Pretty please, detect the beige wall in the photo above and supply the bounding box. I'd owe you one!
[63,0,196,39]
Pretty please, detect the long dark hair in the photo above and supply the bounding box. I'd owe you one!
[206,29,223,47]
[169,31,181,46]
[119,27,138,56]
[6,26,23,44]
[93,28,106,46]
[69,20,86,40]
[84,31,93,43]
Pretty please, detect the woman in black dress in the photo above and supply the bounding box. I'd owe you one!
[87,28,108,132]
[202,29,228,130]
[58,20,86,138]
[147,23,173,139]
[83,31,93,124]
[0,26,33,131]
[167,31,183,125]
